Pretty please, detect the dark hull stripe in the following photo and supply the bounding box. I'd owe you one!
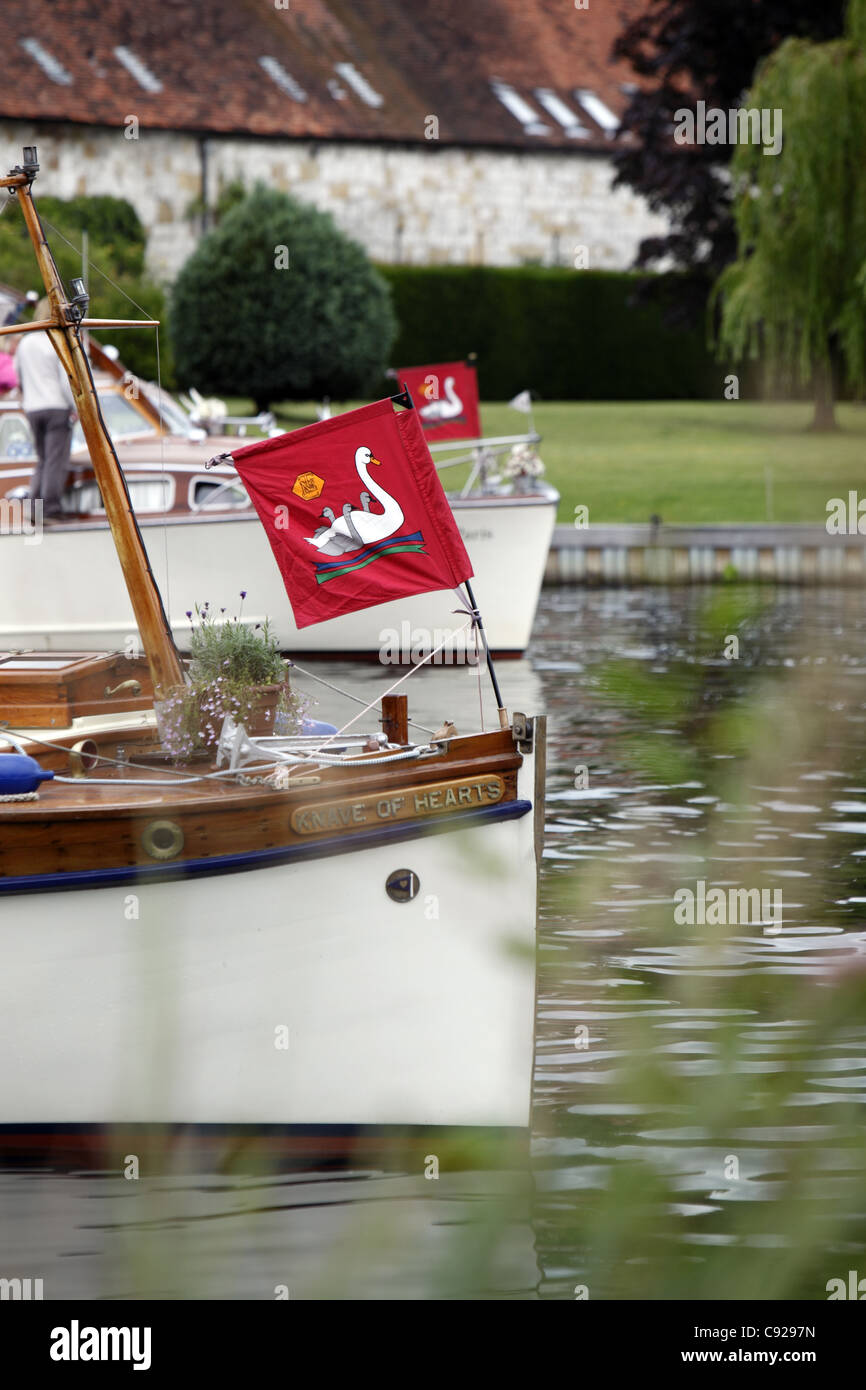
[0,799,532,897]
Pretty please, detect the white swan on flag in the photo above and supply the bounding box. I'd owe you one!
[419,376,464,424]
[304,446,404,557]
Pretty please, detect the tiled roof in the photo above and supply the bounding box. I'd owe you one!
[1,0,646,151]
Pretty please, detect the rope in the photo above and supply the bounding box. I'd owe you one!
[450,587,486,730]
[3,727,433,791]
[40,219,156,320]
[0,729,271,785]
[286,659,437,737]
[307,616,474,757]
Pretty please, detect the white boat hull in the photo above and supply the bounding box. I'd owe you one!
[0,492,557,657]
[0,744,539,1132]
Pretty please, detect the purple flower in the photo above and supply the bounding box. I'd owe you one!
[240,590,247,600]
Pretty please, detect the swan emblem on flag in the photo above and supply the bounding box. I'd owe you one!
[304,445,426,583]
[418,376,464,426]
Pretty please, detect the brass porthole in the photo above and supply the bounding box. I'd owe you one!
[142,819,185,861]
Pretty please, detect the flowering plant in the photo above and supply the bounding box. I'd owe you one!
[502,442,546,481]
[156,594,308,761]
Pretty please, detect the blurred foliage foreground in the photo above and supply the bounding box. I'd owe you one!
[534,588,866,1300]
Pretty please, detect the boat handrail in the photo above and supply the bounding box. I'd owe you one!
[429,431,541,457]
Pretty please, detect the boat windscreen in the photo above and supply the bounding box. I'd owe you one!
[71,391,157,451]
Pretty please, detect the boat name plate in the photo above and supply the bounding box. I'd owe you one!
[291,775,505,835]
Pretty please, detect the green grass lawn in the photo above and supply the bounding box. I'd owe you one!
[225,398,866,525]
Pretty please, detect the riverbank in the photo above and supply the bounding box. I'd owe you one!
[544,522,866,585]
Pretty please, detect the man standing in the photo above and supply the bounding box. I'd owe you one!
[16,298,76,521]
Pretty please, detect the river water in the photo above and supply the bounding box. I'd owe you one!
[2,585,865,1300]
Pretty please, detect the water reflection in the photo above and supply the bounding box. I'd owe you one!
[534,584,866,1300]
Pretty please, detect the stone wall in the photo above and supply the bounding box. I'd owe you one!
[2,121,668,283]
[545,524,866,585]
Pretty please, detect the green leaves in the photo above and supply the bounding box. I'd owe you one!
[169,185,396,408]
[0,192,167,381]
[715,2,866,413]
[186,602,286,689]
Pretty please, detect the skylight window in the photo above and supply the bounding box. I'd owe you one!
[114,46,162,94]
[20,38,72,86]
[259,56,308,103]
[534,89,589,138]
[490,81,549,136]
[574,89,620,136]
[334,63,383,108]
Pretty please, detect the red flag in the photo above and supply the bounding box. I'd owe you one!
[396,360,481,443]
[229,397,473,629]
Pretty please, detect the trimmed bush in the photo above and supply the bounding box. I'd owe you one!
[379,266,718,400]
[170,186,396,409]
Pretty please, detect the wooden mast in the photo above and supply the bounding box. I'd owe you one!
[0,149,184,696]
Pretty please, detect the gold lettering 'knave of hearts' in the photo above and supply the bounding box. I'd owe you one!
[291,776,505,835]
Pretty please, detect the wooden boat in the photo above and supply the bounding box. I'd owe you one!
[0,347,558,660]
[0,149,543,1166]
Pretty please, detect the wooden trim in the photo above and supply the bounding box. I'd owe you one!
[0,801,532,895]
[0,726,525,878]
[0,653,153,726]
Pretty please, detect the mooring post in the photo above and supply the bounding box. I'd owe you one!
[382,694,409,745]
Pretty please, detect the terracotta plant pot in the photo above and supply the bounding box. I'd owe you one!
[242,681,292,735]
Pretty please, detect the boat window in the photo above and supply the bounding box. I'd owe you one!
[0,412,35,460]
[190,477,250,510]
[67,475,174,515]
[71,391,155,450]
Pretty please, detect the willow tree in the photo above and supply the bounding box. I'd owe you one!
[714,0,866,429]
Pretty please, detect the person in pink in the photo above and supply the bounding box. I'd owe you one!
[0,343,17,396]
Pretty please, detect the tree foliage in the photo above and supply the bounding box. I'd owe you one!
[169,186,396,409]
[714,0,866,428]
[612,0,846,308]
[0,193,167,380]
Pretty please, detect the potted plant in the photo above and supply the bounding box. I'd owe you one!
[502,442,546,493]
[156,594,307,761]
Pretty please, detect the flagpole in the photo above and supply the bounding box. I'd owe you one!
[464,579,509,730]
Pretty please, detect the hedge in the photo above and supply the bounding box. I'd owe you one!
[378,266,719,400]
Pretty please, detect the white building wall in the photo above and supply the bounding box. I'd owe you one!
[2,122,668,282]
